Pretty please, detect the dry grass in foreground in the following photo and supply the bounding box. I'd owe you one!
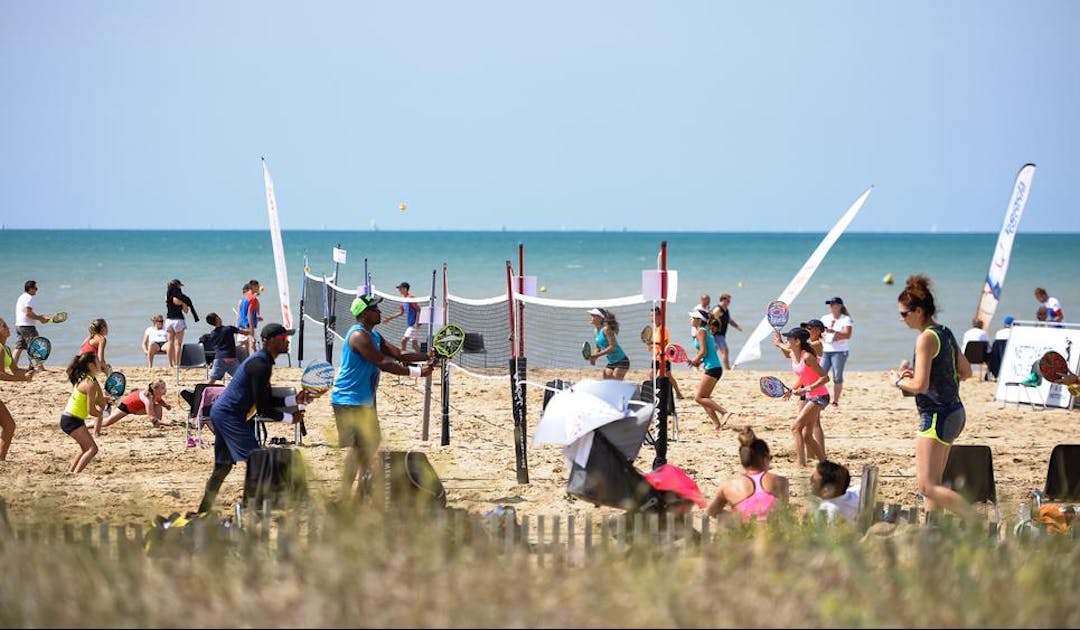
[3,502,1080,628]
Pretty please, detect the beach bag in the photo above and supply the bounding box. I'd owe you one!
[243,447,308,509]
[380,450,447,514]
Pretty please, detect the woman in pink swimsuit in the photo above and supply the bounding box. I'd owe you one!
[773,326,831,467]
[707,426,789,522]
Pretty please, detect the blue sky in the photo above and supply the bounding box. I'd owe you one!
[1,1,1078,232]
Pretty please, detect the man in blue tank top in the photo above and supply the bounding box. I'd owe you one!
[332,293,435,502]
[196,322,306,514]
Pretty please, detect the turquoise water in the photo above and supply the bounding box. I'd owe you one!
[1,229,1077,370]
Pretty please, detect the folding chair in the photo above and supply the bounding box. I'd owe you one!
[252,386,302,446]
[942,444,1001,534]
[185,383,224,448]
[462,333,488,368]
[1032,444,1080,508]
[637,377,679,443]
[963,340,989,380]
[1002,361,1046,410]
[175,343,209,385]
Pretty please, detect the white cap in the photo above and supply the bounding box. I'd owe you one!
[688,310,707,320]
[587,308,604,317]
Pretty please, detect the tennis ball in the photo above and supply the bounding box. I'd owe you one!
[539,285,547,293]
[399,202,407,212]
[883,273,894,285]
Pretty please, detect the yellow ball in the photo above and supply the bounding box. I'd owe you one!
[539,285,547,293]
[399,202,407,212]
[883,273,894,285]
[737,281,743,288]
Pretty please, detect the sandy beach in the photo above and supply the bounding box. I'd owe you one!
[0,363,1074,527]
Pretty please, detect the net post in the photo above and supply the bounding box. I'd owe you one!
[507,261,529,484]
[297,252,308,367]
[441,262,451,446]
[422,269,437,441]
[653,240,669,469]
[322,274,333,363]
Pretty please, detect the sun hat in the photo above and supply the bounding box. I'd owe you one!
[689,310,708,321]
[586,308,604,318]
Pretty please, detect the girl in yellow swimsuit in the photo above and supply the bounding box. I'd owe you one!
[61,351,104,473]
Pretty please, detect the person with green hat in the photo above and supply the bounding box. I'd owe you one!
[331,293,436,502]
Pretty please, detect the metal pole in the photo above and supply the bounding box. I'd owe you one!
[441,263,451,446]
[421,269,436,441]
[297,251,308,367]
[653,241,669,470]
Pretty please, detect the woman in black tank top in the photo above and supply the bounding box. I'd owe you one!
[893,274,977,523]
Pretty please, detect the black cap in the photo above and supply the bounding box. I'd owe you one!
[782,327,810,341]
[825,296,843,305]
[800,319,825,330]
[171,278,184,287]
[260,323,296,340]
[396,282,410,290]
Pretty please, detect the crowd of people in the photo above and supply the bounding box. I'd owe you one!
[1,274,1073,529]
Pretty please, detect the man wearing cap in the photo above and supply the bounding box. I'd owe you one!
[994,315,1014,342]
[820,297,853,408]
[332,293,435,502]
[388,282,423,352]
[197,322,305,513]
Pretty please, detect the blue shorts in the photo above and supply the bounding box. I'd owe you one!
[820,351,849,384]
[212,413,260,465]
[208,357,240,381]
[713,334,728,352]
[918,403,966,445]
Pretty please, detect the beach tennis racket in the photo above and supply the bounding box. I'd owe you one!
[27,336,51,362]
[665,343,690,364]
[759,376,793,398]
[27,336,51,371]
[640,325,652,345]
[300,360,335,399]
[103,371,127,414]
[766,300,789,334]
[581,341,592,361]
[432,324,466,358]
[1038,351,1071,384]
[47,311,68,324]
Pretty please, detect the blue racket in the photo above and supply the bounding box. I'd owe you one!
[27,336,51,362]
[104,371,126,398]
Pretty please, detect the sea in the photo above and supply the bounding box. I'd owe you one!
[1,229,1077,372]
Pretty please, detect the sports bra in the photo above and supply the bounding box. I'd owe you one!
[733,470,779,521]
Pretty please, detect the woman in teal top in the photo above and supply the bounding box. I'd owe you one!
[586,308,629,380]
[689,310,732,430]
[0,318,34,461]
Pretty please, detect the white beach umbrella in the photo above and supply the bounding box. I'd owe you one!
[534,379,641,446]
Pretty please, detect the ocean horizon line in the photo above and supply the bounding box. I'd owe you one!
[3,227,1078,235]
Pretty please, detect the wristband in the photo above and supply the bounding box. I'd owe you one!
[285,395,297,407]
[409,365,422,378]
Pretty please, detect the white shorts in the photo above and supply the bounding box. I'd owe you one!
[165,318,187,333]
[403,325,423,340]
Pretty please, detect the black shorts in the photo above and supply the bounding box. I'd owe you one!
[118,402,132,414]
[705,366,724,380]
[652,360,673,372]
[606,358,630,370]
[60,412,85,435]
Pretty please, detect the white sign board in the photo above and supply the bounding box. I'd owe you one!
[419,304,446,327]
[994,323,1080,409]
[333,247,347,264]
[642,270,678,302]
